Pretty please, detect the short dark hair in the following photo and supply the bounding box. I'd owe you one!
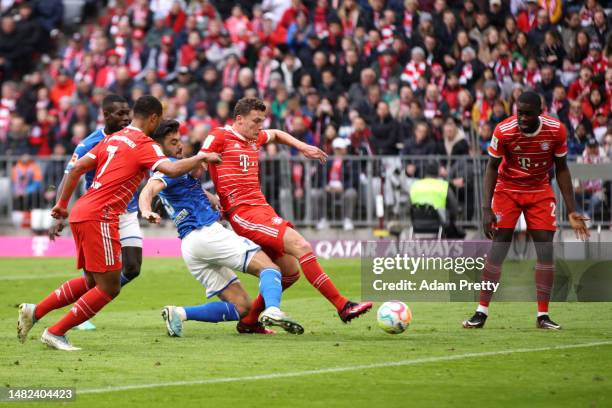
[133,95,163,118]
[233,97,266,119]
[152,119,180,143]
[517,91,542,109]
[102,94,128,111]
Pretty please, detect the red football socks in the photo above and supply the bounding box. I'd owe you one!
[47,287,113,336]
[299,252,348,311]
[535,262,554,314]
[479,261,502,308]
[34,276,90,320]
[241,272,300,326]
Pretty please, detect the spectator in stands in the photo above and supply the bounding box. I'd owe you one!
[403,121,437,177]
[561,12,581,55]
[582,88,609,123]
[566,100,594,155]
[1,0,610,232]
[589,9,609,46]
[575,138,608,221]
[312,137,359,231]
[11,154,42,212]
[441,116,470,162]
[370,101,402,156]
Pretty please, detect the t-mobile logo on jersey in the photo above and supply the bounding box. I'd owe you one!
[239,154,255,172]
[518,157,531,170]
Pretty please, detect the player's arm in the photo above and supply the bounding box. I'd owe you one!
[266,129,328,163]
[482,156,502,239]
[138,179,166,224]
[155,152,221,177]
[204,189,221,210]
[49,146,87,240]
[51,155,97,220]
[483,127,505,239]
[554,154,589,240]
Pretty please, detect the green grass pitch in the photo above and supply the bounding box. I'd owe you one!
[1,257,611,407]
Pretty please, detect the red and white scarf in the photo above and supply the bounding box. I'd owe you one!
[403,11,414,38]
[255,61,273,96]
[459,63,473,85]
[401,60,427,91]
[222,64,240,88]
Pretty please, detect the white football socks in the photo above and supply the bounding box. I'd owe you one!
[476,304,489,315]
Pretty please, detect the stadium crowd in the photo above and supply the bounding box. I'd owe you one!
[1,0,612,227]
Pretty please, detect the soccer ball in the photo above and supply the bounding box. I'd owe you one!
[377,301,412,334]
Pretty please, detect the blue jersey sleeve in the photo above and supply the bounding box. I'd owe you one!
[64,142,92,173]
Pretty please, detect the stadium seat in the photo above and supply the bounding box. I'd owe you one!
[407,204,443,240]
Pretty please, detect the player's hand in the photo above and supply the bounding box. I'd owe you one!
[209,193,221,211]
[482,207,497,240]
[199,152,222,164]
[51,205,69,220]
[301,145,328,164]
[48,219,65,241]
[568,211,590,241]
[142,210,161,224]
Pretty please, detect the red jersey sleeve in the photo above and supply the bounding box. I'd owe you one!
[554,122,568,157]
[256,130,271,148]
[137,140,169,171]
[200,129,226,153]
[488,125,505,158]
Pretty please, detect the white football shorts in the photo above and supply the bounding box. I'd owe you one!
[181,221,260,298]
[119,211,143,248]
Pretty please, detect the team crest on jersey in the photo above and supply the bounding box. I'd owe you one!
[491,136,498,150]
[271,217,283,225]
[250,143,257,151]
[541,142,550,151]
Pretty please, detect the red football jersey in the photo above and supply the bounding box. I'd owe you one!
[70,125,169,223]
[488,115,568,192]
[201,125,271,211]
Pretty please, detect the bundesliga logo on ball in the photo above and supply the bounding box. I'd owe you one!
[377,301,412,334]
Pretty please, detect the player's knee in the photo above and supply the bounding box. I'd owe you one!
[103,284,121,298]
[290,236,312,256]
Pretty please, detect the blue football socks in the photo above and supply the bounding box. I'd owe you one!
[258,268,282,309]
[184,302,240,322]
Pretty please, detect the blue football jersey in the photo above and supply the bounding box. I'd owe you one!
[152,158,220,239]
[65,128,139,213]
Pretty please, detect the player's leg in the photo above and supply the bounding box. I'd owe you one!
[118,212,143,285]
[283,226,373,322]
[162,280,249,337]
[172,223,302,334]
[17,272,94,343]
[40,221,122,350]
[463,191,520,328]
[243,250,304,334]
[239,254,300,329]
[120,246,142,284]
[463,228,514,328]
[17,224,96,343]
[525,192,560,329]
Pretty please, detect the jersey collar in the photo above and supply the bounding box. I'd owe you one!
[523,117,542,137]
[126,124,143,133]
[226,125,248,141]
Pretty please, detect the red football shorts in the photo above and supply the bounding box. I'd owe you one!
[70,220,122,273]
[492,187,557,231]
[228,205,293,260]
